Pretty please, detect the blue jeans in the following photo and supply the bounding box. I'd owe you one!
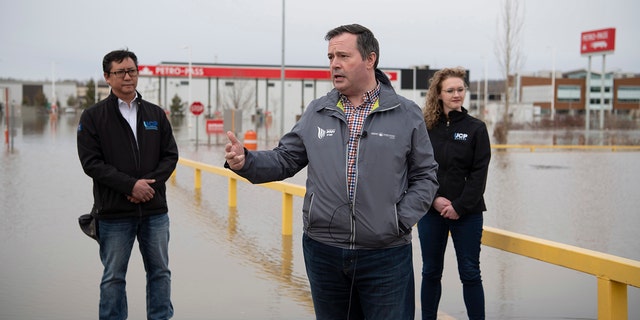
[98,213,173,320]
[417,212,484,320]
[302,234,414,320]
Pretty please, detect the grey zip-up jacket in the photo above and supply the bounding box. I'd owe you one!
[229,83,439,249]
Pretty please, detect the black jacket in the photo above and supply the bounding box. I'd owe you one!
[77,92,179,219]
[428,107,490,216]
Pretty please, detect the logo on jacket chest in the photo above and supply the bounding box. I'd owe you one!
[143,121,158,130]
[453,132,468,141]
[317,126,336,139]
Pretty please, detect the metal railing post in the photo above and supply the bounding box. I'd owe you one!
[598,277,627,320]
[194,168,202,189]
[228,177,237,207]
[282,192,293,235]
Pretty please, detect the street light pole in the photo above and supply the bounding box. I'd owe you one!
[188,46,192,112]
[551,47,556,121]
[183,45,193,140]
[413,65,417,103]
[600,54,606,129]
[484,58,488,120]
[51,62,56,109]
[586,56,591,131]
[280,0,286,138]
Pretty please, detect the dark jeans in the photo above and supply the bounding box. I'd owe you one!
[98,213,173,320]
[417,212,485,320]
[302,234,414,320]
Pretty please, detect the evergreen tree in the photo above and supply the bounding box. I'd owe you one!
[67,95,78,108]
[83,79,96,109]
[170,94,184,116]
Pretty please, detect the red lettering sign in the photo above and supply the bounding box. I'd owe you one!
[138,64,398,81]
[581,28,616,55]
[206,119,224,134]
[190,101,204,116]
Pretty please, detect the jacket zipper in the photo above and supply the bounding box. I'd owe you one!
[129,101,143,218]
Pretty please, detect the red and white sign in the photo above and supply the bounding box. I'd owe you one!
[206,119,224,134]
[138,64,399,81]
[581,28,616,55]
[190,101,204,116]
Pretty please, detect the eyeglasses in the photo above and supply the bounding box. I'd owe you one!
[108,68,139,78]
[442,87,466,96]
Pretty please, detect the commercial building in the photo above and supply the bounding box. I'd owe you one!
[2,63,638,137]
[518,70,640,115]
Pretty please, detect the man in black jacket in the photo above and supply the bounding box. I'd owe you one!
[77,49,178,320]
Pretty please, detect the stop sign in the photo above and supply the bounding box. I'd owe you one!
[190,101,204,116]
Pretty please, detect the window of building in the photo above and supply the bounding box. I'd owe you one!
[589,98,611,104]
[590,86,610,93]
[617,86,640,103]
[557,85,580,102]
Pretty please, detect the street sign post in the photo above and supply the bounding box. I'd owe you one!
[190,101,204,147]
[581,28,616,131]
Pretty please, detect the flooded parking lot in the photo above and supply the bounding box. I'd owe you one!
[1,107,638,319]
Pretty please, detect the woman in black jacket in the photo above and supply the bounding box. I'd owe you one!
[418,67,491,320]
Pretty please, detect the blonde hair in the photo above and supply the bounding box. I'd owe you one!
[423,67,467,129]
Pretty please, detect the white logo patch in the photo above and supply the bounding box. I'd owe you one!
[317,127,336,139]
[454,133,468,141]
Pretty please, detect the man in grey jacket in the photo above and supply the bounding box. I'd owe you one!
[224,24,438,320]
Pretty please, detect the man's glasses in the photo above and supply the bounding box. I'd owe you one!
[442,87,466,96]
[108,68,139,78]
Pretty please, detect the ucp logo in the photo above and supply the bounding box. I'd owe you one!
[453,132,468,141]
[143,121,159,130]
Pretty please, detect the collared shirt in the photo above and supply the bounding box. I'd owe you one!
[341,83,380,201]
[118,93,138,142]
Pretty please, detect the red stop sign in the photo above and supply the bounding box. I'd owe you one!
[190,101,204,116]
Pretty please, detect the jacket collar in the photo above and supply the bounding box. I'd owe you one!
[321,83,400,113]
[441,107,468,123]
[107,90,143,104]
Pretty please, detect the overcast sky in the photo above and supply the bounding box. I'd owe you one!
[1,0,637,82]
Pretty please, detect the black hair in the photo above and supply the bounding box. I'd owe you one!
[102,49,138,74]
[325,24,380,69]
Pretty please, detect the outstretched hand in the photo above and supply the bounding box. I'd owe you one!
[224,131,246,170]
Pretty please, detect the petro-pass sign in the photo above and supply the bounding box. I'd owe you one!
[137,64,399,81]
[580,28,616,56]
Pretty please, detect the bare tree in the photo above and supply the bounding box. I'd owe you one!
[223,80,255,111]
[494,0,525,144]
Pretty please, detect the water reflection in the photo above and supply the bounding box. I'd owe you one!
[168,176,314,314]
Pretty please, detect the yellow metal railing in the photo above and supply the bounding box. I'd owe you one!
[482,226,639,319]
[174,157,305,235]
[174,153,640,320]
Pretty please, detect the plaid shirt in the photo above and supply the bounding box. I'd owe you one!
[342,84,381,201]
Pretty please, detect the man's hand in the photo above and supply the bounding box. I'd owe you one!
[127,195,142,204]
[131,179,156,202]
[225,131,246,170]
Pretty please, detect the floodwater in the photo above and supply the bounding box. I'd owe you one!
[0,106,638,320]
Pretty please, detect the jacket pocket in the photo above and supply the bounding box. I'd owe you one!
[302,192,315,232]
